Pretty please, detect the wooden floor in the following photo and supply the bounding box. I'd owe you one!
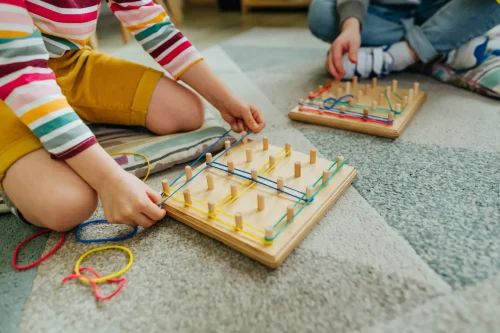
[95,5,308,51]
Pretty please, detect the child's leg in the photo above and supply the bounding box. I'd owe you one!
[0,101,98,232]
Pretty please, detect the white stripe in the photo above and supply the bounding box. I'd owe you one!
[26,0,99,14]
[0,67,52,87]
[14,93,66,118]
[114,6,161,18]
[143,26,174,52]
[120,11,162,27]
[42,36,71,50]
[30,14,98,29]
[28,107,74,130]
[40,118,83,143]
[49,131,94,155]
[4,79,58,106]
[0,37,44,50]
[169,48,201,76]
[0,4,29,14]
[36,22,95,40]
[1,23,33,34]
[109,0,152,7]
[0,54,47,65]
[155,36,187,61]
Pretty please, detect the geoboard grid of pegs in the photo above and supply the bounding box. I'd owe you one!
[298,77,420,126]
[160,131,347,246]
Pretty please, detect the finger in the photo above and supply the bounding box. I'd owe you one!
[230,120,239,133]
[332,43,345,78]
[144,189,168,221]
[236,119,245,133]
[131,212,156,228]
[250,107,266,133]
[240,109,259,132]
[348,41,359,64]
[328,49,340,81]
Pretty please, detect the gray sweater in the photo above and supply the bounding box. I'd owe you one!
[338,0,421,28]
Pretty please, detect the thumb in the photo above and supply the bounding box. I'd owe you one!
[348,42,358,64]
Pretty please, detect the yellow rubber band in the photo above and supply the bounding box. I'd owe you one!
[74,245,134,284]
[109,152,151,182]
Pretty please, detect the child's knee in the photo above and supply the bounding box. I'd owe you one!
[308,0,339,43]
[26,185,98,232]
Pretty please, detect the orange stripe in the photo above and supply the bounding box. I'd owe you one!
[125,12,166,32]
[20,98,70,124]
[0,30,31,38]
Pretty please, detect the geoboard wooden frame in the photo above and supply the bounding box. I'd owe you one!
[161,136,357,268]
[288,77,427,139]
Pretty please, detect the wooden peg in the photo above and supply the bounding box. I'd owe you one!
[386,86,391,94]
[227,160,234,174]
[378,93,384,105]
[299,98,304,104]
[257,194,265,211]
[322,170,330,184]
[287,205,294,222]
[336,87,343,97]
[363,108,369,117]
[409,89,414,102]
[345,81,351,94]
[185,166,192,180]
[246,148,252,163]
[263,137,268,151]
[251,169,258,181]
[388,112,394,121]
[306,186,313,201]
[339,105,346,116]
[235,212,243,230]
[208,201,216,216]
[285,143,291,157]
[395,103,401,113]
[352,75,358,88]
[265,227,274,243]
[413,82,419,95]
[162,180,170,195]
[183,190,192,206]
[230,184,238,198]
[349,98,356,106]
[364,84,370,95]
[371,77,377,88]
[206,152,212,164]
[371,100,377,111]
[403,95,408,106]
[392,79,398,92]
[337,155,344,169]
[269,155,276,168]
[357,90,363,99]
[206,174,214,190]
[310,149,317,164]
[241,131,248,144]
[294,162,301,178]
[277,176,284,193]
[224,140,230,155]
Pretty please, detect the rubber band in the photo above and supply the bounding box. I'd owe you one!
[74,245,133,283]
[110,151,151,182]
[62,267,127,301]
[12,229,65,270]
[75,219,139,243]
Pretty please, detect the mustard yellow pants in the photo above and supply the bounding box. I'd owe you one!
[0,47,163,185]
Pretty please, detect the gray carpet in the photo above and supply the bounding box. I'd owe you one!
[1,27,499,333]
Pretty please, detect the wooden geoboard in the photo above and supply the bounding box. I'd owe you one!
[288,77,427,139]
[161,135,358,268]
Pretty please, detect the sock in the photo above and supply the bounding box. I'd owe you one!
[445,36,489,71]
[386,41,417,72]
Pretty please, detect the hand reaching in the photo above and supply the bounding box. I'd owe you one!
[220,99,266,133]
[326,17,361,81]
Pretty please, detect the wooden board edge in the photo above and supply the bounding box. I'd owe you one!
[394,92,427,136]
[270,167,359,267]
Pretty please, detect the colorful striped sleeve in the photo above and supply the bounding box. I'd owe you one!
[0,0,97,160]
[107,0,203,80]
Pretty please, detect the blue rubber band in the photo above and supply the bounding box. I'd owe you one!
[75,219,139,243]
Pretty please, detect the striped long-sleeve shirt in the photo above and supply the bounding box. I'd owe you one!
[0,0,202,159]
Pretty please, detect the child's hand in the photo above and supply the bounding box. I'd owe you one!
[97,169,166,228]
[327,17,361,81]
[220,99,266,133]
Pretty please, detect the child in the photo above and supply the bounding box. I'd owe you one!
[0,0,266,232]
[308,0,500,81]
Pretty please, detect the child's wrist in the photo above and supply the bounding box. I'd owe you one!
[341,17,361,32]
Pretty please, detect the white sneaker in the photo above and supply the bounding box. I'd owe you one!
[341,46,394,79]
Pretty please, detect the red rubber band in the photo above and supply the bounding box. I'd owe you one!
[308,84,332,98]
[62,267,127,301]
[12,229,65,270]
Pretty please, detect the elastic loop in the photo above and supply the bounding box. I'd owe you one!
[12,229,65,270]
[74,245,133,283]
[75,219,138,243]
